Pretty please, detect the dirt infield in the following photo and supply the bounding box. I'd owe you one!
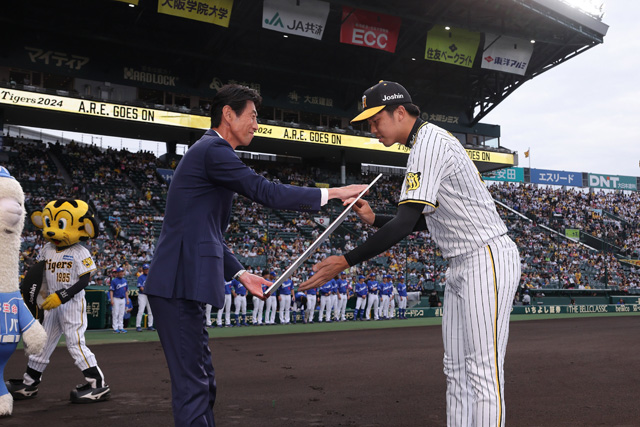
[3,316,640,426]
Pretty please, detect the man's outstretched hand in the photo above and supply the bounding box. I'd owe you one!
[327,185,369,202]
[299,256,349,291]
[239,272,267,300]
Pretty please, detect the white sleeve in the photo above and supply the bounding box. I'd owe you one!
[399,130,454,212]
[75,246,97,277]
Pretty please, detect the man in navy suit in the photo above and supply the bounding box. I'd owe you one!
[145,84,367,426]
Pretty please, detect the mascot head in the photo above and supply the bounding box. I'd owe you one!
[0,166,25,257]
[31,199,97,248]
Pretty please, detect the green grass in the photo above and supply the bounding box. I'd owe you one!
[16,311,640,349]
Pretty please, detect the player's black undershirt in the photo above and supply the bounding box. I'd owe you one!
[344,202,427,266]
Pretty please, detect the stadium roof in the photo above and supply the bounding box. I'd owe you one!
[1,0,608,169]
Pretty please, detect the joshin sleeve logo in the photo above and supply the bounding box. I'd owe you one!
[405,172,421,192]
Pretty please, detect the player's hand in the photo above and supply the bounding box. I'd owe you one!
[342,198,375,225]
[299,256,349,291]
[327,184,369,202]
[42,293,62,310]
[239,272,267,301]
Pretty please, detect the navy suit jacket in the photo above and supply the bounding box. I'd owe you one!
[145,130,321,308]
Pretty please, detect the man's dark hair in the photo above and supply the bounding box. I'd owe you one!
[384,102,420,117]
[210,84,262,127]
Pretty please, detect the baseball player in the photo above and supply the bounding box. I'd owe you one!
[263,273,277,325]
[388,278,397,319]
[365,272,379,321]
[216,280,233,327]
[277,274,293,324]
[204,304,214,327]
[318,279,333,323]
[292,290,307,324]
[329,275,339,321]
[252,272,269,326]
[353,275,368,321]
[397,275,408,319]
[110,267,130,333]
[301,80,521,427]
[232,279,248,326]
[135,264,154,332]
[335,272,350,321]
[304,272,317,323]
[379,274,393,319]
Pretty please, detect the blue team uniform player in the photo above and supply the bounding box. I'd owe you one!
[353,276,368,321]
[397,276,408,319]
[232,279,247,326]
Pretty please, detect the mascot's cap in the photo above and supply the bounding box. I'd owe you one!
[0,165,16,179]
[116,266,124,272]
[142,263,150,269]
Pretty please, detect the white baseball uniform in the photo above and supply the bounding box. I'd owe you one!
[136,274,153,329]
[28,243,100,375]
[264,294,277,325]
[304,293,317,323]
[399,120,521,427]
[252,296,264,325]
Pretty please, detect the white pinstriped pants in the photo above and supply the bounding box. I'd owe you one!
[442,235,521,427]
[28,295,98,373]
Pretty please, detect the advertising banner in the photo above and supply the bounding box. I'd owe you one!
[0,88,210,129]
[565,229,580,239]
[262,0,329,40]
[465,149,515,166]
[158,0,234,27]
[425,26,481,68]
[588,173,637,191]
[157,168,175,184]
[530,168,582,187]
[481,33,533,76]
[482,167,523,182]
[340,7,402,53]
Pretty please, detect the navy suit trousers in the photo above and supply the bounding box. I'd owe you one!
[149,295,216,426]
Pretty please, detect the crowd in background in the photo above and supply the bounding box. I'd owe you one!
[2,134,638,301]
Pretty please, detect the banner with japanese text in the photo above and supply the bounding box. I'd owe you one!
[481,33,533,76]
[339,7,401,53]
[588,173,637,191]
[482,167,523,182]
[565,229,580,239]
[425,26,480,68]
[262,0,329,40]
[530,168,582,187]
[158,0,234,28]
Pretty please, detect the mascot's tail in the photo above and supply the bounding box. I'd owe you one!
[20,260,46,323]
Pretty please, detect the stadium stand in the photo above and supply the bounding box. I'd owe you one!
[3,133,637,301]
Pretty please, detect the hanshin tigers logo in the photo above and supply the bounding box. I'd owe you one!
[405,172,421,192]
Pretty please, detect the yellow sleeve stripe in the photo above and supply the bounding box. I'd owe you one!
[398,199,438,209]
